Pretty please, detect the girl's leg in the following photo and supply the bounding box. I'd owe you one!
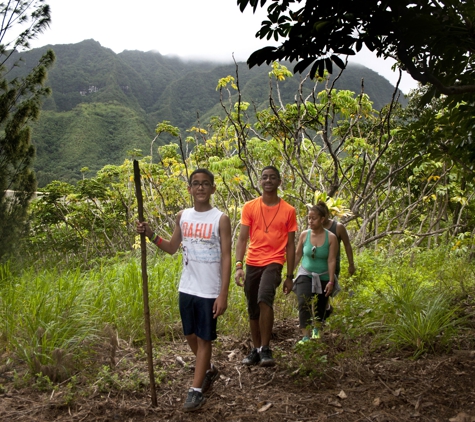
[316,281,330,322]
[295,276,313,337]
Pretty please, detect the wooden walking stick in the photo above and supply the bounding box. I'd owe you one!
[133,159,158,407]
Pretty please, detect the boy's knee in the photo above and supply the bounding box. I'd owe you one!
[258,299,273,311]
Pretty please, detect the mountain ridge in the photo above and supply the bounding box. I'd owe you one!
[7,40,404,186]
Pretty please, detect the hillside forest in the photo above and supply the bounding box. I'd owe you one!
[7,40,403,187]
[1,10,475,422]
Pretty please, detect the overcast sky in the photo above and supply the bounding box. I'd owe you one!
[28,0,418,93]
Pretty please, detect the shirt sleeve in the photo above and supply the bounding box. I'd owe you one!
[241,201,252,226]
[288,206,298,232]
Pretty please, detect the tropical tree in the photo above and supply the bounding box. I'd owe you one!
[237,0,475,96]
[400,88,475,173]
[237,0,475,176]
[0,0,54,260]
[26,65,475,263]
[215,64,474,251]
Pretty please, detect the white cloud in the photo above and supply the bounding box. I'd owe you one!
[29,0,418,93]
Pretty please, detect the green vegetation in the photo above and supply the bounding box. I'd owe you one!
[238,0,475,170]
[1,245,473,393]
[0,28,474,405]
[334,248,469,357]
[32,102,153,186]
[8,39,403,186]
[0,255,246,379]
[0,2,55,261]
[238,0,474,95]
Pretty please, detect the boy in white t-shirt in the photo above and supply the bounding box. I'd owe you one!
[137,169,231,412]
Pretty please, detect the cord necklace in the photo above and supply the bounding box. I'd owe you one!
[260,198,281,233]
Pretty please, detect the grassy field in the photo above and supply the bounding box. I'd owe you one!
[1,245,474,387]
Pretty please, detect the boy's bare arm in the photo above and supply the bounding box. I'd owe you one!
[214,214,232,317]
[326,232,339,296]
[283,231,296,295]
[234,225,249,287]
[136,211,183,255]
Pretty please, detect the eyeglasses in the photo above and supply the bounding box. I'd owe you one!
[190,181,212,188]
[311,246,316,259]
[260,174,279,181]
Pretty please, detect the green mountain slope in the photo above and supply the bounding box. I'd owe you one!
[9,40,404,186]
[32,102,152,185]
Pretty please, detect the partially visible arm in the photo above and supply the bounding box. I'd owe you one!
[214,214,232,318]
[283,231,296,295]
[337,223,355,275]
[136,211,183,255]
[294,230,306,269]
[325,231,338,296]
[234,224,250,287]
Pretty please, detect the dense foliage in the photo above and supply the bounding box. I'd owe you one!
[7,40,402,185]
[237,0,475,171]
[1,242,473,384]
[0,1,54,261]
[237,0,475,96]
[21,65,474,268]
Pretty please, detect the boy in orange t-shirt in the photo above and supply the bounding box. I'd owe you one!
[235,166,297,367]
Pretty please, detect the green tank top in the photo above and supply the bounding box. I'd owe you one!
[301,230,330,280]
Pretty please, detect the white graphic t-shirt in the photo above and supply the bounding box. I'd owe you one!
[178,207,223,298]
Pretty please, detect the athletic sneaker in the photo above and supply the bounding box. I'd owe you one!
[242,348,261,366]
[297,336,310,345]
[183,388,206,412]
[259,346,276,367]
[201,365,219,394]
[311,328,320,339]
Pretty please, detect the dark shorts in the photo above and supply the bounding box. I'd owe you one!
[244,263,283,320]
[179,292,217,341]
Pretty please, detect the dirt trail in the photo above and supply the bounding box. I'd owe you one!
[1,319,475,421]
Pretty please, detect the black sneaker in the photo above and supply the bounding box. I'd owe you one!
[242,348,261,366]
[259,346,275,367]
[183,388,206,412]
[201,365,219,394]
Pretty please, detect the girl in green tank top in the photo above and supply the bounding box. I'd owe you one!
[301,229,330,280]
[293,202,338,343]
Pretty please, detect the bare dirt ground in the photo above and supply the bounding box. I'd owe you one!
[1,318,475,422]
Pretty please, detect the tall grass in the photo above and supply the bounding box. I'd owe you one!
[380,288,461,357]
[0,266,99,380]
[1,245,474,382]
[331,247,474,357]
[0,252,254,379]
[0,257,156,378]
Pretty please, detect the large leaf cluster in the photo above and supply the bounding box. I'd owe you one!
[238,0,475,98]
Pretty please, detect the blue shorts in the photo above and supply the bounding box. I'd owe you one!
[179,292,217,341]
[244,263,283,320]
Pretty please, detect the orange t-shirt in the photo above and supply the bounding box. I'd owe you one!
[241,197,297,267]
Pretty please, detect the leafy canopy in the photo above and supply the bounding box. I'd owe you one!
[237,0,475,98]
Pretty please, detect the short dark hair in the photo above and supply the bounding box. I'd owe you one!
[261,165,281,179]
[189,168,215,185]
